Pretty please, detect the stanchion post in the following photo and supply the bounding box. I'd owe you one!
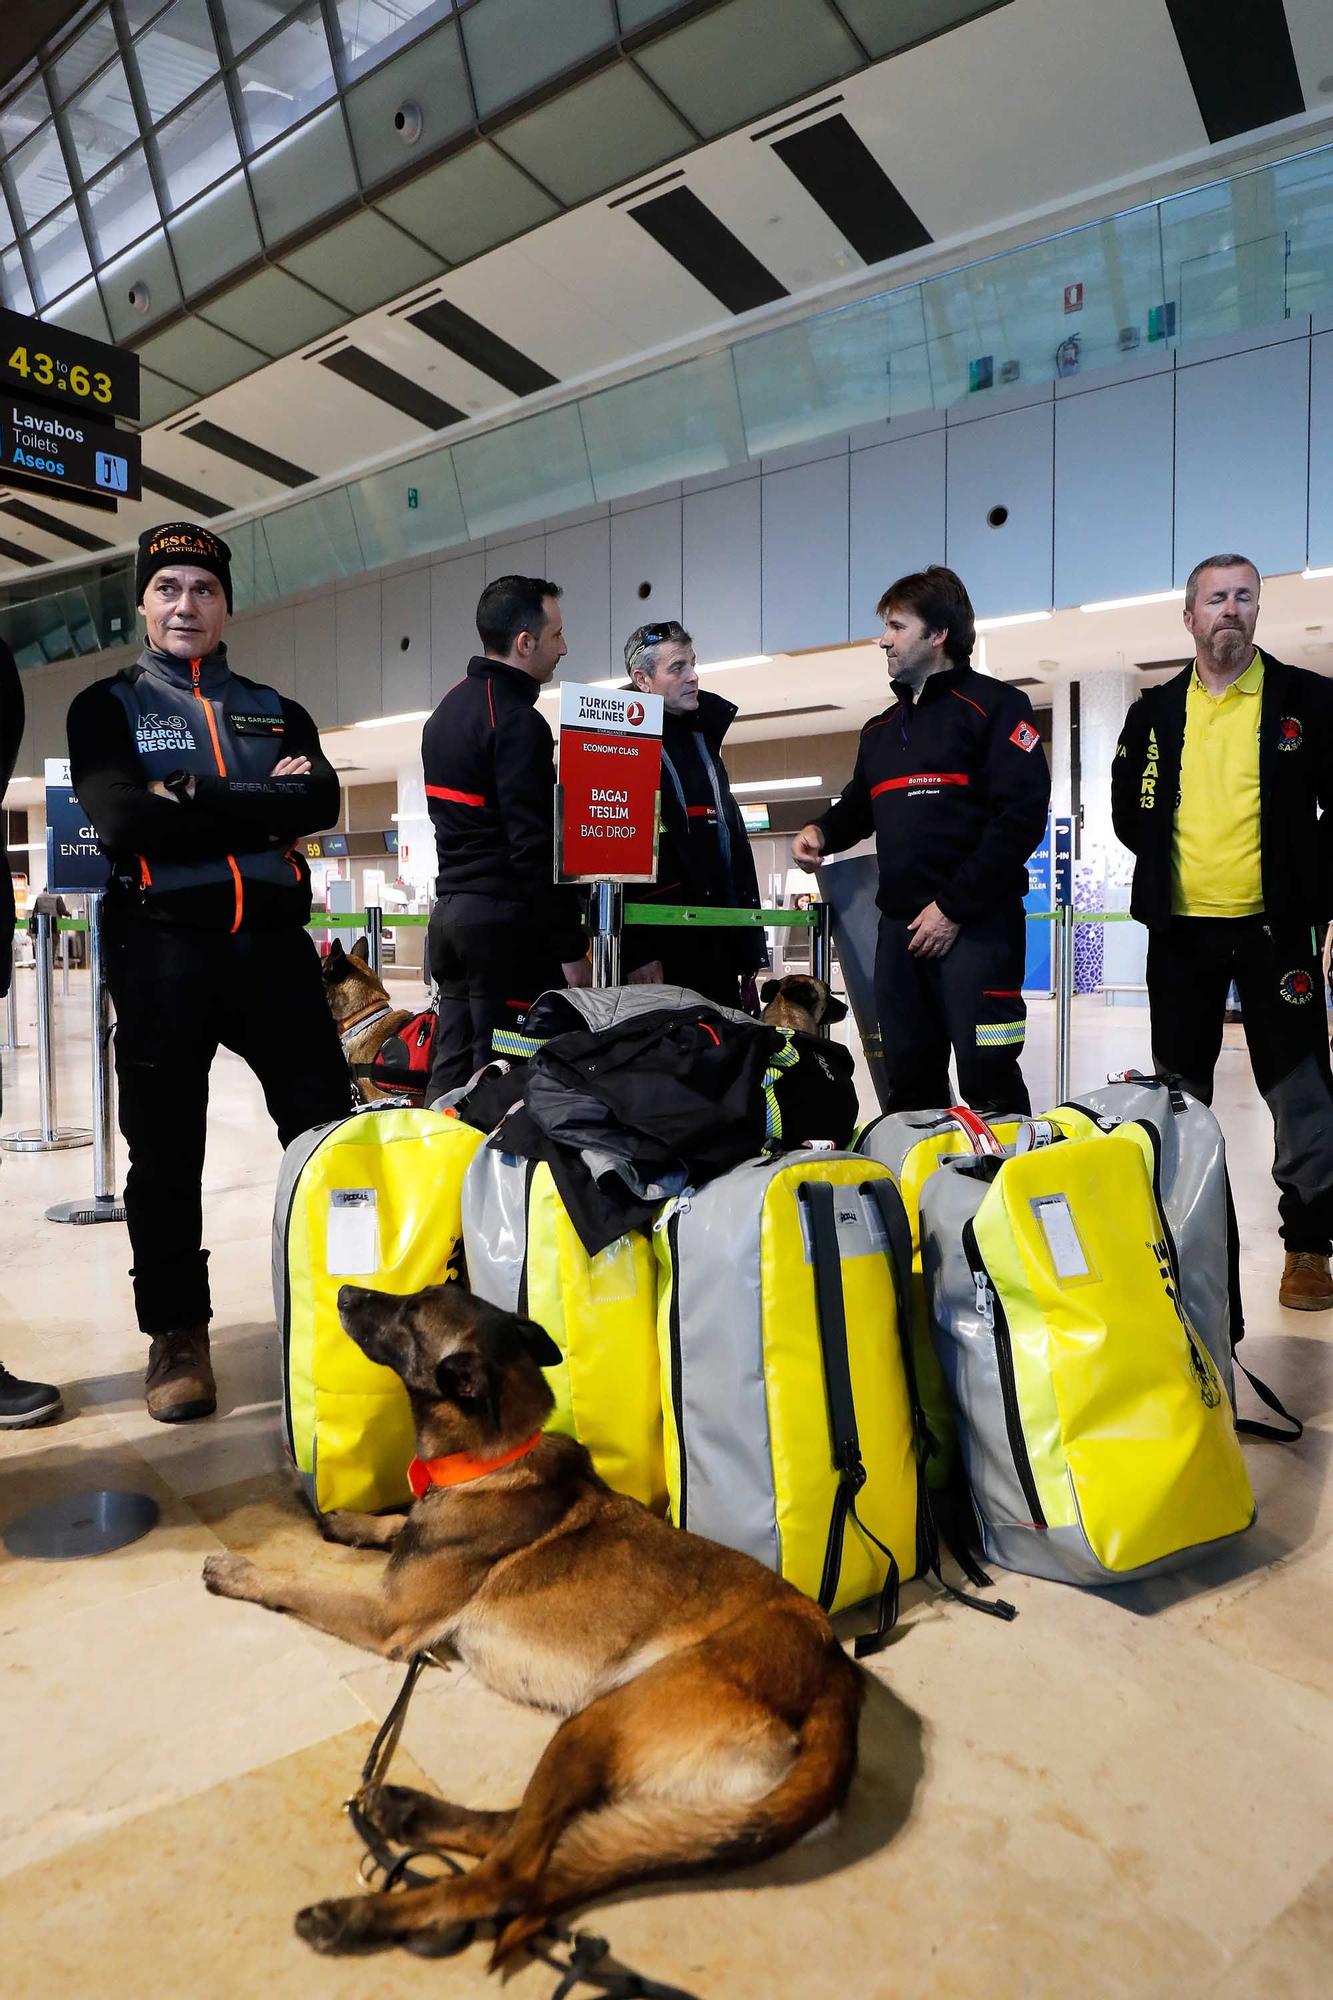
[589,881,623,989]
[1055,903,1074,1103]
[2,975,22,1053]
[2,911,90,1154]
[811,903,834,1037]
[46,893,125,1221]
[366,905,383,978]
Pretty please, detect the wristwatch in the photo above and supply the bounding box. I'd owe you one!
[163,769,196,801]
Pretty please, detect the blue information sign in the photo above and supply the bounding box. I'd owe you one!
[44,757,111,892]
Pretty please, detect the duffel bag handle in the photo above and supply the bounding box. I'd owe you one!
[942,1106,1004,1156]
[1108,1068,1190,1114]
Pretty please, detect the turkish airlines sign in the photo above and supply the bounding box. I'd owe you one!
[557,682,663,883]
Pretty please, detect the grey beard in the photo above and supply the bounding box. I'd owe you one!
[1212,628,1250,668]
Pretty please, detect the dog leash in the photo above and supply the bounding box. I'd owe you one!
[347,1654,705,2000]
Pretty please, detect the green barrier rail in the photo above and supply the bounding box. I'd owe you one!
[622,903,818,929]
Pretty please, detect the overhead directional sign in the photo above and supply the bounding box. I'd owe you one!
[1,304,139,421]
[2,392,141,500]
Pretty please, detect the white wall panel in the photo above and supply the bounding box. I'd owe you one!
[1173,341,1310,584]
[484,535,546,584]
[849,432,946,640]
[1307,332,1333,572]
[293,594,337,727]
[682,478,761,665]
[380,569,431,715]
[335,581,383,727]
[610,500,683,665]
[429,552,485,702]
[945,403,1054,617]
[761,456,849,655]
[1054,373,1175,607]
[546,515,611,682]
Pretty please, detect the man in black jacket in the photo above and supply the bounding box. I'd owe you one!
[69,523,351,1422]
[792,566,1050,1114]
[1112,551,1333,1311]
[0,638,64,1428]
[422,575,588,1100]
[620,620,766,1008]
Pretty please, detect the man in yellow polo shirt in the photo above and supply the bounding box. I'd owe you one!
[1113,553,1333,1311]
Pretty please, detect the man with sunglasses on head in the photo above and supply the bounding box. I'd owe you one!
[622,620,765,1008]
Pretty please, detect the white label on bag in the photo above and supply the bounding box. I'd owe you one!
[798,1189,879,1264]
[327,1188,378,1275]
[1032,1194,1089,1279]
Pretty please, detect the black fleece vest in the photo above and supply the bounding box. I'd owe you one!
[111,649,303,925]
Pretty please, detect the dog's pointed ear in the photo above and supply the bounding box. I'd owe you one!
[514,1316,562,1371]
[325,939,345,965]
[351,936,370,963]
[759,978,780,1006]
[823,993,848,1023]
[434,1349,493,1408]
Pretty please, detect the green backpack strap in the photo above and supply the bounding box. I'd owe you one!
[799,1179,900,1657]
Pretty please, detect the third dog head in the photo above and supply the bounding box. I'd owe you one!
[337,1282,561,1457]
[759,974,848,1035]
[322,937,389,1027]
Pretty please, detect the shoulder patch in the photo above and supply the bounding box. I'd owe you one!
[1009,720,1040,753]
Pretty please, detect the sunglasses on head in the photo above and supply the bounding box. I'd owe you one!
[626,621,686,667]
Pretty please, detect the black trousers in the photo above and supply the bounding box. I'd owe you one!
[874,904,1031,1117]
[1147,915,1333,1253]
[427,894,565,1100]
[106,921,353,1336]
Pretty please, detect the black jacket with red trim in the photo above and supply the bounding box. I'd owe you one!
[816,663,1050,922]
[68,644,337,932]
[422,656,583,959]
[1110,648,1333,928]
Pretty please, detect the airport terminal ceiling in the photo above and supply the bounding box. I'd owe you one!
[0,1,1330,592]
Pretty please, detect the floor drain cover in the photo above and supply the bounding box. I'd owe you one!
[3,1489,159,1560]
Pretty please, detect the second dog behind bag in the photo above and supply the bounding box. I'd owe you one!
[656,1152,926,1649]
[462,1141,665,1512]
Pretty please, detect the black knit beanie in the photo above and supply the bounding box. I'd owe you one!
[136,521,233,613]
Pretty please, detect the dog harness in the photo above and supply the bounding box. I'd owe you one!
[407,1428,544,1495]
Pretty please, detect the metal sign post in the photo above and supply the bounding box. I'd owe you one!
[589,881,624,989]
[0,911,90,1154]
[47,894,125,1224]
[366,904,384,979]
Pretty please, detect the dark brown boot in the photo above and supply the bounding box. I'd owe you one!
[145,1326,216,1422]
[1278,1252,1333,1312]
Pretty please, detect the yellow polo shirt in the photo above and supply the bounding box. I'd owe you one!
[1171,652,1264,917]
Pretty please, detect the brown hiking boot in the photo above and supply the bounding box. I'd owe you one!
[1278,1252,1333,1312]
[145,1326,216,1422]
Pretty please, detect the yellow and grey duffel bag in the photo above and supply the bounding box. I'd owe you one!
[919,1119,1257,1587]
[656,1153,931,1650]
[461,1143,665,1512]
[274,1106,483,1516]
[856,1106,1026,1487]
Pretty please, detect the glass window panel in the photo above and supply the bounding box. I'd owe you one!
[1,244,35,315]
[350,447,467,567]
[100,228,184,339]
[636,0,859,140]
[9,124,73,227]
[462,0,615,122]
[124,2,176,27]
[453,403,595,538]
[734,287,931,452]
[167,170,263,293]
[342,19,471,189]
[261,490,366,596]
[28,201,92,303]
[220,2,307,57]
[249,106,357,244]
[66,58,141,182]
[581,349,747,500]
[157,83,241,210]
[50,17,122,104]
[615,0,689,27]
[226,519,280,613]
[0,80,52,156]
[236,5,337,151]
[86,145,160,259]
[133,0,219,123]
[335,2,454,81]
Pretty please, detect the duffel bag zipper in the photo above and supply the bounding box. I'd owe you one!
[666,1207,688,1529]
[963,1218,1046,1530]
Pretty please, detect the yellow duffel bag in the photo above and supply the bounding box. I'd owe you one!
[275,1106,483,1516]
[461,1145,665,1513]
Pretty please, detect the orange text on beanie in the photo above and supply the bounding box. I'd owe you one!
[135,522,233,614]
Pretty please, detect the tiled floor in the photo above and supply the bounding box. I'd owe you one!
[1,970,1329,1998]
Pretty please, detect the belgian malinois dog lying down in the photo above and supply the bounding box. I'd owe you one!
[202,1283,864,1965]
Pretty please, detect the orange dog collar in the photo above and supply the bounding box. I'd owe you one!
[407,1430,544,1496]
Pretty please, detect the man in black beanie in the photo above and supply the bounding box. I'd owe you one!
[67,523,352,1421]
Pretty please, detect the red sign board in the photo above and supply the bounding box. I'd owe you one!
[1064,282,1084,314]
[557,683,663,883]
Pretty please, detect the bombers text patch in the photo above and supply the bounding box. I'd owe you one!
[1009,720,1039,753]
